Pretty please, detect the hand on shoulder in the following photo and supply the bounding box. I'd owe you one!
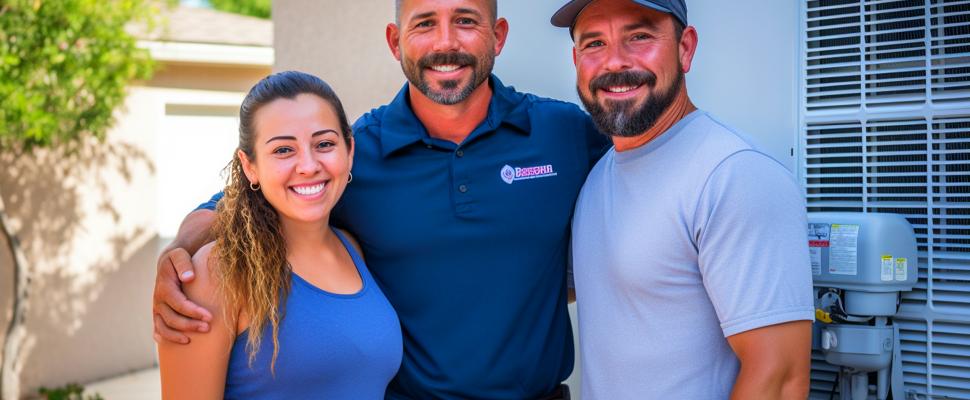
[184,242,228,324]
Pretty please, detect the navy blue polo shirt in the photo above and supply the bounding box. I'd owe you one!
[198,76,608,399]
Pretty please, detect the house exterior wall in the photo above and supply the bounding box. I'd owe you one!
[0,60,269,397]
[686,0,799,170]
[273,0,402,121]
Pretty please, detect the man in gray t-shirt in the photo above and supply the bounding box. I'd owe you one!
[551,0,815,398]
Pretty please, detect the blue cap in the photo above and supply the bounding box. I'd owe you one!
[550,0,688,32]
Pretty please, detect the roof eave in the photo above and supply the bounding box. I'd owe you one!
[139,40,274,68]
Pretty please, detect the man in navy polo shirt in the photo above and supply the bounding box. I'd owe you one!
[151,0,608,398]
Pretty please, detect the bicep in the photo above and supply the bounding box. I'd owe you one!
[727,320,812,376]
[158,244,234,399]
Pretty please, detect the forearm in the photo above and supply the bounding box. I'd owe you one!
[164,209,217,256]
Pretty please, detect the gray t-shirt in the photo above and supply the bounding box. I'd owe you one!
[571,111,815,399]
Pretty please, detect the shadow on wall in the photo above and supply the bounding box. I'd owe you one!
[0,136,159,397]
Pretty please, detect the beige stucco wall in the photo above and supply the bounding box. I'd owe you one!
[273,0,403,121]
[152,62,271,93]
[0,61,269,398]
[0,101,159,396]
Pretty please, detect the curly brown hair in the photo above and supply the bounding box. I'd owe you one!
[212,71,353,372]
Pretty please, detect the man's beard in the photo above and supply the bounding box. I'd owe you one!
[401,51,494,105]
[578,68,684,138]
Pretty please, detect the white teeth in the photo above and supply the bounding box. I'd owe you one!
[606,86,637,93]
[431,65,460,72]
[292,183,324,196]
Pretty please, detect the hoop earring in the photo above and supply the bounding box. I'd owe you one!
[347,172,353,183]
[250,182,260,191]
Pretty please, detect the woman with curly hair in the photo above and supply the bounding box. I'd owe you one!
[158,71,402,399]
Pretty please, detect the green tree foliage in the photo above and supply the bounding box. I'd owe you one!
[39,383,104,400]
[210,0,270,19]
[0,0,160,151]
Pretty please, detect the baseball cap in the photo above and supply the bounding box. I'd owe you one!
[550,0,688,32]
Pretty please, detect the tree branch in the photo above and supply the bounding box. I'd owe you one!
[0,188,30,400]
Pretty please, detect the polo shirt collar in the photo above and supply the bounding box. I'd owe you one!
[379,74,531,158]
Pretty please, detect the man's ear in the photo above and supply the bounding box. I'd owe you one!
[492,17,510,57]
[386,23,403,62]
[678,25,698,74]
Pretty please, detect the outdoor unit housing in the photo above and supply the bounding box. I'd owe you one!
[800,0,970,398]
[810,212,918,399]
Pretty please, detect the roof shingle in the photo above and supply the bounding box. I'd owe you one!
[135,5,272,47]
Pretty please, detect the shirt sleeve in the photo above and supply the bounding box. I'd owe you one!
[693,150,816,337]
[195,191,224,212]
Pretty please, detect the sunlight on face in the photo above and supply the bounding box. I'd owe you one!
[240,93,354,227]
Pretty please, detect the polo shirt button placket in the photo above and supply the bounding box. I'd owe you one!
[458,184,468,193]
[456,149,464,158]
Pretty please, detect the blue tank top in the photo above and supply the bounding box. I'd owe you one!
[224,229,403,399]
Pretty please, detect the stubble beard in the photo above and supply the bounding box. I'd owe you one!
[401,50,495,105]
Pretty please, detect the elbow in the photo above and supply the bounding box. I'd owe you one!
[733,357,811,399]
[778,345,812,399]
[779,371,810,399]
[762,358,811,399]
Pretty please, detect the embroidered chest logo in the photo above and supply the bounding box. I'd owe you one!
[500,164,558,184]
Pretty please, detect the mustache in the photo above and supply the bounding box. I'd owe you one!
[589,70,657,94]
[418,52,477,69]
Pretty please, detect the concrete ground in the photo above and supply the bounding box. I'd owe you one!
[84,367,160,400]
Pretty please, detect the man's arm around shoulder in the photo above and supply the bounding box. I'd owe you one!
[153,208,216,344]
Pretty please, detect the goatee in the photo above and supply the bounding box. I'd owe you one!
[401,51,494,105]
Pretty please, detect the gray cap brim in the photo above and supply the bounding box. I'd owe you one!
[551,0,677,30]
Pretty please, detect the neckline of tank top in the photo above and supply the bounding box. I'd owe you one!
[290,268,369,299]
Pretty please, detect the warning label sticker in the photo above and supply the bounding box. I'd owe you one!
[881,255,894,281]
[829,224,859,275]
[810,247,822,275]
[808,223,831,245]
[807,223,831,276]
[895,258,908,281]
